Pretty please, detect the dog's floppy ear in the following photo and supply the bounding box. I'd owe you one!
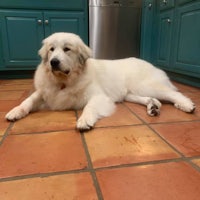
[77,42,92,66]
[38,39,48,63]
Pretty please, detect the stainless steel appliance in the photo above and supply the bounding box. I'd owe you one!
[89,0,142,59]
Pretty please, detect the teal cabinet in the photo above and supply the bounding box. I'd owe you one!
[0,11,43,68]
[172,2,200,77]
[0,10,86,70]
[141,0,200,87]
[0,1,88,78]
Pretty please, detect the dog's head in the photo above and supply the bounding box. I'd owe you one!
[38,32,92,78]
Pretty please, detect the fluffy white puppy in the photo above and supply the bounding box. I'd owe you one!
[6,32,195,130]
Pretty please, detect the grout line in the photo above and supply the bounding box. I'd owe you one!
[75,110,104,200]
[0,122,14,146]
[94,157,184,171]
[80,132,104,200]
[94,156,200,173]
[148,119,200,125]
[9,128,78,136]
[0,168,89,183]
[187,158,200,173]
[1,155,199,183]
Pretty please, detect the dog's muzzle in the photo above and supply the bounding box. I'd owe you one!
[51,58,60,71]
[50,58,70,75]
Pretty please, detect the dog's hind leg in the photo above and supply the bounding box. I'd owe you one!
[155,90,195,113]
[135,82,195,113]
[125,94,162,116]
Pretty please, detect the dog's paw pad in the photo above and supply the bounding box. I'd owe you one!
[148,106,160,116]
[147,99,161,117]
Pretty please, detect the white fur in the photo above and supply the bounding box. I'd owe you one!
[6,32,195,130]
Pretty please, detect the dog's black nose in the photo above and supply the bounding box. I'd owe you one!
[50,58,60,70]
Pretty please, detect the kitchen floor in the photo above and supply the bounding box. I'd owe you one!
[0,79,200,200]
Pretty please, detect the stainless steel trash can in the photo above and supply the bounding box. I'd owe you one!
[89,0,142,59]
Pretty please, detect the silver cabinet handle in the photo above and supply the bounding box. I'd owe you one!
[38,19,42,24]
[148,3,152,9]
[163,0,167,4]
[167,18,171,23]
[45,20,49,25]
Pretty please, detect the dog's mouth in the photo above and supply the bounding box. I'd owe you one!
[58,69,70,75]
[52,69,70,77]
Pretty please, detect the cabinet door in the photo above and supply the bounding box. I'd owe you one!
[43,11,86,42]
[140,0,154,62]
[172,2,200,77]
[0,10,44,68]
[0,19,4,68]
[155,10,174,68]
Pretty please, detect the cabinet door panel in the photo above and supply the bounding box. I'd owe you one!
[140,0,154,62]
[44,12,85,42]
[155,10,174,67]
[0,11,43,68]
[172,3,200,76]
[0,19,3,68]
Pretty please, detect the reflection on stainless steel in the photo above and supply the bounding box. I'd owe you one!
[89,0,142,59]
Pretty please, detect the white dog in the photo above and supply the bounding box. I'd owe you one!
[6,32,195,130]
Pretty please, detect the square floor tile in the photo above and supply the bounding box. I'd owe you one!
[125,102,199,123]
[10,111,77,134]
[96,162,200,200]
[0,173,98,200]
[85,126,179,168]
[151,121,200,157]
[0,131,87,178]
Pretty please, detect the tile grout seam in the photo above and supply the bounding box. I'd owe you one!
[75,110,104,200]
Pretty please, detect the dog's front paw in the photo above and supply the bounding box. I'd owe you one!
[5,106,28,121]
[76,116,95,131]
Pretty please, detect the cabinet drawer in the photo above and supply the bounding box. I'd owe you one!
[159,0,175,10]
[0,0,85,11]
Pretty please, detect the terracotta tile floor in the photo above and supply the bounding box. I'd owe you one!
[0,79,200,200]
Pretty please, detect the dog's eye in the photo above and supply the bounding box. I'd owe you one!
[50,47,54,52]
[63,47,70,52]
